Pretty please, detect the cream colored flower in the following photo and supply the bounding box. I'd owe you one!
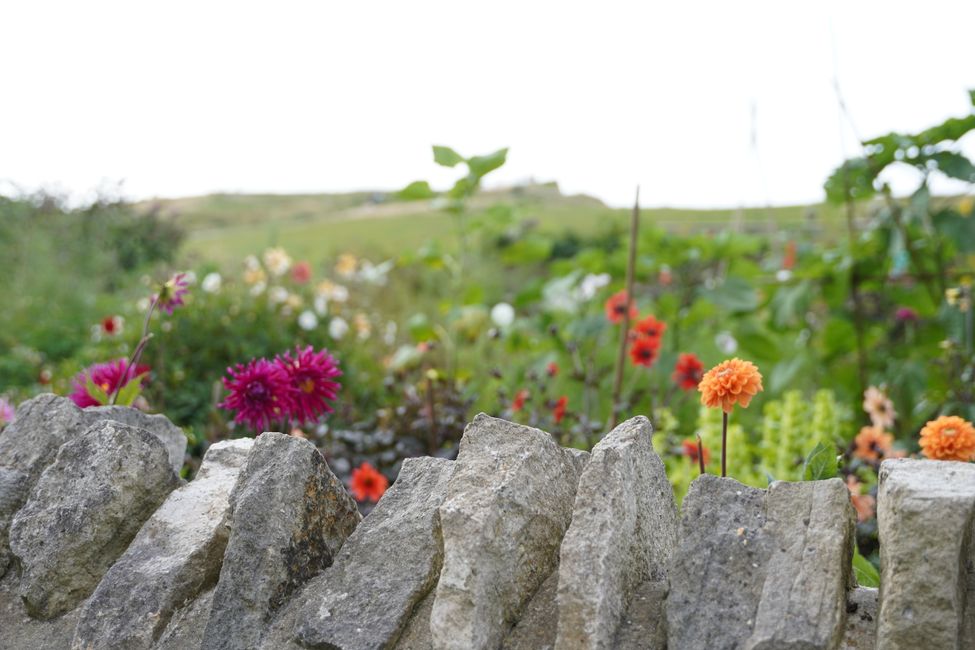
[316,280,349,303]
[354,312,372,340]
[263,247,292,277]
[863,386,897,430]
[335,253,358,277]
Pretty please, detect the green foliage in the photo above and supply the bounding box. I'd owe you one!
[852,549,880,588]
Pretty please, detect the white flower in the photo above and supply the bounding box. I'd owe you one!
[491,302,515,328]
[577,273,611,300]
[316,281,349,303]
[715,331,738,355]
[776,269,793,283]
[357,260,394,286]
[263,247,292,277]
[250,281,266,296]
[268,286,289,305]
[543,273,582,313]
[313,294,329,316]
[329,316,349,340]
[136,297,151,312]
[383,321,397,346]
[201,272,222,293]
[182,271,198,285]
[244,255,261,271]
[298,310,319,331]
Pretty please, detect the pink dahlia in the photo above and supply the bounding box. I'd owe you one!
[155,272,190,315]
[276,346,342,424]
[69,359,150,408]
[219,358,294,431]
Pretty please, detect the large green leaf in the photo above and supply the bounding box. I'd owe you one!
[802,441,838,481]
[852,550,880,588]
[929,151,975,182]
[432,145,464,168]
[398,180,437,201]
[701,276,758,313]
[466,148,508,179]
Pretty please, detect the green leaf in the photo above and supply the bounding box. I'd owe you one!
[824,157,878,204]
[466,148,508,179]
[852,550,880,588]
[930,151,975,182]
[802,442,839,481]
[114,372,148,407]
[701,276,758,313]
[85,376,110,406]
[432,145,464,168]
[398,181,437,201]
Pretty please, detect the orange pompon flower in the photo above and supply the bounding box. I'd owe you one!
[604,290,637,324]
[349,462,389,503]
[629,337,659,368]
[631,315,667,341]
[845,475,876,523]
[697,358,763,413]
[919,415,975,462]
[853,426,894,462]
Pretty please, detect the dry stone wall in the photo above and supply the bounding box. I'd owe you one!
[0,393,973,649]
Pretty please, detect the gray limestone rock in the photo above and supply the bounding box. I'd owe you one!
[394,590,436,650]
[72,438,254,649]
[840,587,878,650]
[876,458,975,650]
[666,475,855,650]
[153,586,215,650]
[0,571,81,650]
[430,414,585,650]
[0,395,187,576]
[8,420,179,619]
[502,569,560,650]
[201,432,361,650]
[295,456,455,650]
[745,479,856,650]
[555,416,677,650]
[82,405,187,474]
[611,579,669,650]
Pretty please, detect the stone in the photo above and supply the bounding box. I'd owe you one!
[72,438,254,649]
[555,416,677,650]
[8,420,179,619]
[394,590,436,650]
[876,458,975,650]
[745,479,855,650]
[0,395,187,576]
[153,586,215,650]
[611,579,668,650]
[81,405,187,474]
[201,432,361,650]
[0,571,80,650]
[502,569,560,650]
[666,475,855,650]
[295,456,455,650]
[0,394,86,575]
[840,587,878,650]
[430,414,585,650]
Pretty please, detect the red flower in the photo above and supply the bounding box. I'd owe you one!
[350,462,389,502]
[682,439,710,465]
[275,346,342,424]
[546,362,559,378]
[629,336,659,368]
[512,389,529,412]
[783,241,797,270]
[69,359,150,408]
[291,261,312,284]
[604,290,637,324]
[672,353,705,391]
[631,315,667,343]
[553,396,568,424]
[219,358,294,431]
[101,315,122,335]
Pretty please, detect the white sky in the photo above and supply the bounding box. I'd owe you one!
[2,0,974,208]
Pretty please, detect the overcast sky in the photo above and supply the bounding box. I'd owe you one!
[2,1,974,208]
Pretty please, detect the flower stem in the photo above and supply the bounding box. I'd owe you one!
[110,295,158,405]
[721,411,729,478]
[697,433,706,475]
[609,187,640,428]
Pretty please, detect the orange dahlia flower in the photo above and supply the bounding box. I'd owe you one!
[919,415,975,462]
[853,426,894,462]
[698,358,763,413]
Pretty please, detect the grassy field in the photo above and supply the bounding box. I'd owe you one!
[140,183,848,267]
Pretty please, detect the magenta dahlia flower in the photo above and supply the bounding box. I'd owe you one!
[219,358,294,431]
[69,359,151,408]
[275,346,342,424]
[155,272,190,315]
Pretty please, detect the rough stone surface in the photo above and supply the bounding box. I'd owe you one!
[201,432,361,650]
[877,458,975,650]
[502,568,560,650]
[0,394,87,576]
[295,456,455,650]
[153,586,215,650]
[430,414,585,650]
[667,475,855,650]
[840,587,878,650]
[81,405,187,474]
[73,438,254,649]
[555,416,677,650]
[745,479,856,650]
[612,579,668,650]
[8,420,179,619]
[0,571,80,650]
[0,395,187,576]
[394,590,436,650]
